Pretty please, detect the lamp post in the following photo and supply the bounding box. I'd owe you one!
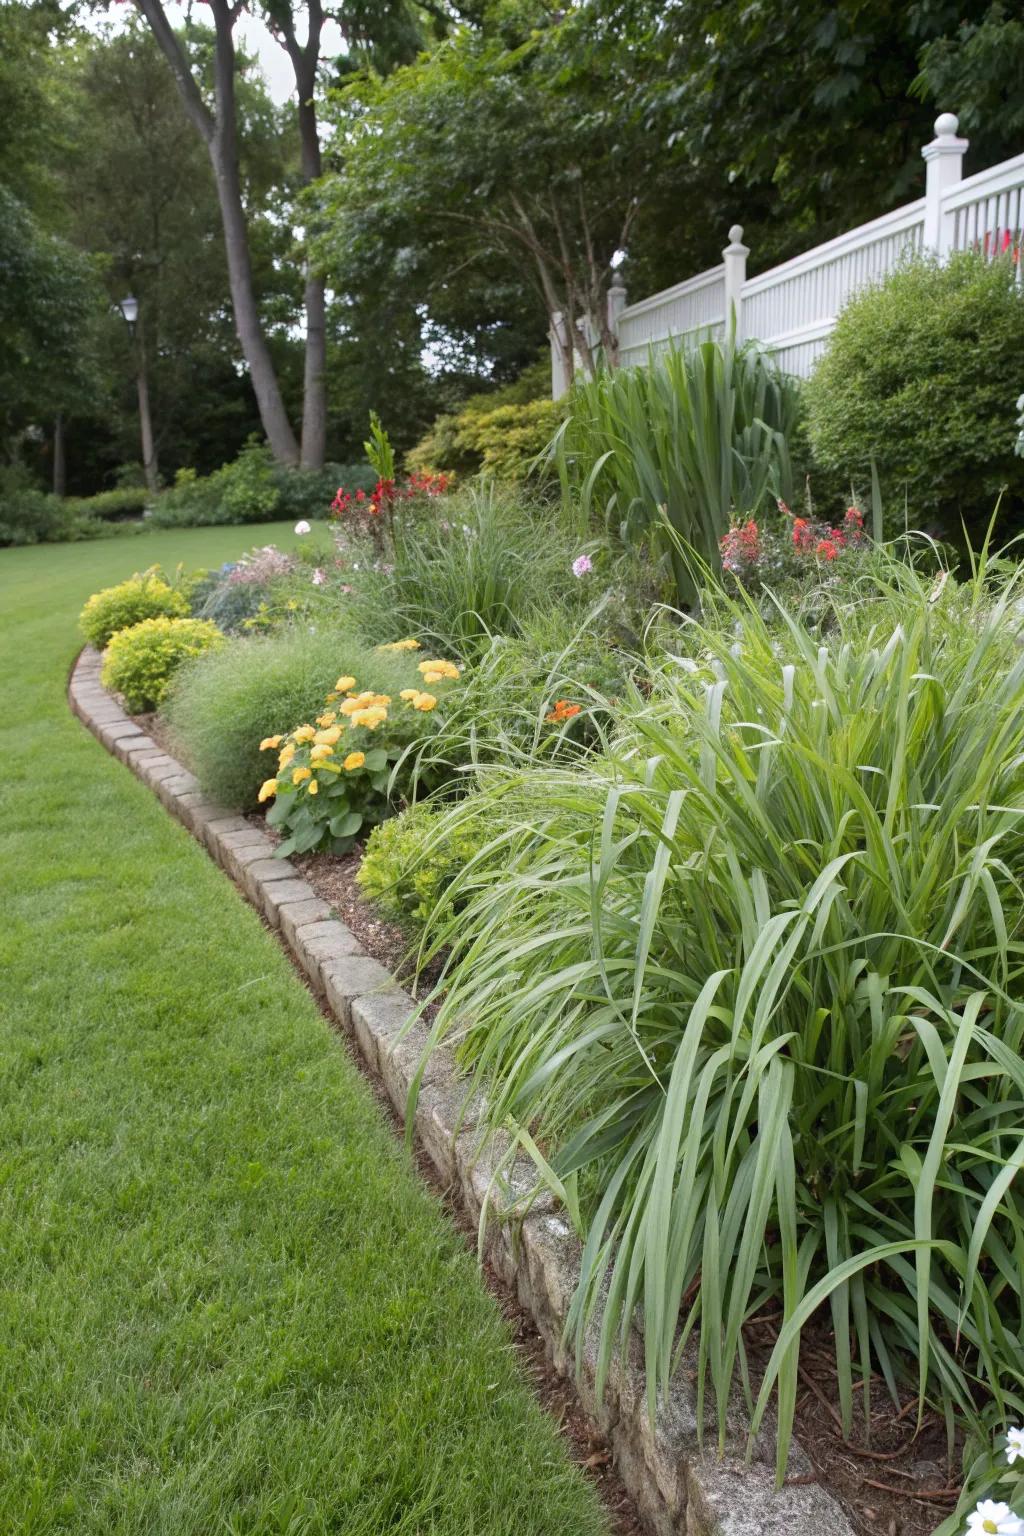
[117,293,158,493]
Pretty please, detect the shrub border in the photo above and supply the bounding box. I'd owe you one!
[69,644,852,1536]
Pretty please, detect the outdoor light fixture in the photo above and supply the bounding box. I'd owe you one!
[118,294,139,329]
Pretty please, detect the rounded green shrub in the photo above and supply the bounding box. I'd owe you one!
[804,251,1024,539]
[357,800,489,931]
[164,628,444,810]
[79,572,189,649]
[101,617,225,714]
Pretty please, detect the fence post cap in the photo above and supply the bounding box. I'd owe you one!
[934,112,959,138]
[727,224,744,245]
[608,266,627,292]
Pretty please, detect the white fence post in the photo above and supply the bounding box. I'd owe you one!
[606,269,627,365]
[722,225,748,342]
[922,112,968,256]
[550,310,571,399]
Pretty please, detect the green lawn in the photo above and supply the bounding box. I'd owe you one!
[0,526,609,1536]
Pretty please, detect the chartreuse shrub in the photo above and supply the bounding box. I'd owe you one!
[412,549,1024,1488]
[408,358,560,481]
[166,629,448,811]
[358,798,489,931]
[101,616,225,713]
[805,251,1024,539]
[79,569,190,648]
[257,654,461,855]
[552,340,800,608]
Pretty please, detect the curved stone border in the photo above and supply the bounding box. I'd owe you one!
[70,645,853,1536]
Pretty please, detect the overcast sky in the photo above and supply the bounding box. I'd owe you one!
[90,3,347,105]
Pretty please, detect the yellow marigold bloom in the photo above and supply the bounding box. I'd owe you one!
[258,777,278,802]
[335,675,356,692]
[315,711,337,727]
[307,778,319,795]
[351,705,388,729]
[343,751,365,771]
[315,725,342,745]
[310,743,334,762]
[259,734,283,751]
[292,765,312,784]
[377,638,421,652]
[278,744,296,769]
[293,724,316,743]
[418,658,459,680]
[400,688,419,701]
[412,692,437,711]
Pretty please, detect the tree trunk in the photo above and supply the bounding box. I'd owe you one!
[136,0,300,467]
[282,10,327,470]
[52,412,66,497]
[135,321,159,492]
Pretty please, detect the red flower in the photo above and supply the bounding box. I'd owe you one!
[816,539,839,560]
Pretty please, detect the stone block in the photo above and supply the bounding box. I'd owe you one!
[343,977,413,1054]
[260,878,319,930]
[242,855,299,903]
[115,734,156,763]
[279,898,333,947]
[220,836,275,884]
[292,919,363,984]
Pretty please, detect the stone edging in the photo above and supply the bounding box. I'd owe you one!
[69,645,853,1536]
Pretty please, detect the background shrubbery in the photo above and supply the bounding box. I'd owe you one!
[408,360,562,483]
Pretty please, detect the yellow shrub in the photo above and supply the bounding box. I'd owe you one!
[102,617,224,713]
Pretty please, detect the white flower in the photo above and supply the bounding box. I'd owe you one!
[1007,1427,1024,1465]
[967,1499,1024,1535]
[294,520,311,535]
[311,567,326,586]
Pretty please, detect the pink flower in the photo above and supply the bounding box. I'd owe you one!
[572,553,593,578]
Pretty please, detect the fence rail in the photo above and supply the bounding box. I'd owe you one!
[552,114,1024,394]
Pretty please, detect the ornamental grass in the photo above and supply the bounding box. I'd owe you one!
[412,545,1024,1484]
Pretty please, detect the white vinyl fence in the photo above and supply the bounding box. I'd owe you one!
[551,114,1024,395]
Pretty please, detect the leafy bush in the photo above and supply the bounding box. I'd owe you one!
[414,552,1024,1478]
[258,659,460,856]
[165,629,444,810]
[346,484,595,658]
[193,545,299,634]
[805,251,1024,539]
[272,461,377,522]
[79,571,190,649]
[101,616,225,713]
[553,341,800,608]
[0,466,106,546]
[65,485,152,521]
[148,440,280,528]
[358,799,489,931]
[408,359,560,481]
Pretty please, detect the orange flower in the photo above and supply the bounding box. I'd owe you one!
[545,699,582,724]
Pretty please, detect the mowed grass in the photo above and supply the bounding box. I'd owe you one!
[0,526,610,1536]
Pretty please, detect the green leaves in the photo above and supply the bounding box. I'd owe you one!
[412,552,1024,1480]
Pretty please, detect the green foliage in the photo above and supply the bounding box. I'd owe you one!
[149,441,281,528]
[0,466,105,547]
[272,461,377,522]
[805,252,1024,539]
[101,615,224,713]
[554,341,800,608]
[358,799,490,931]
[408,360,558,479]
[346,485,594,658]
[65,485,153,521]
[364,411,396,485]
[79,570,190,649]
[414,552,1024,1479]
[165,629,437,810]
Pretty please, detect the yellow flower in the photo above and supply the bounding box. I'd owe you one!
[278,744,296,769]
[307,778,319,795]
[293,724,316,743]
[292,765,312,784]
[343,751,365,771]
[258,777,278,802]
[335,675,356,692]
[399,688,419,701]
[315,725,342,745]
[418,658,459,681]
[351,705,388,729]
[412,692,437,712]
[377,638,421,652]
[310,743,334,762]
[259,734,282,751]
[315,711,337,727]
